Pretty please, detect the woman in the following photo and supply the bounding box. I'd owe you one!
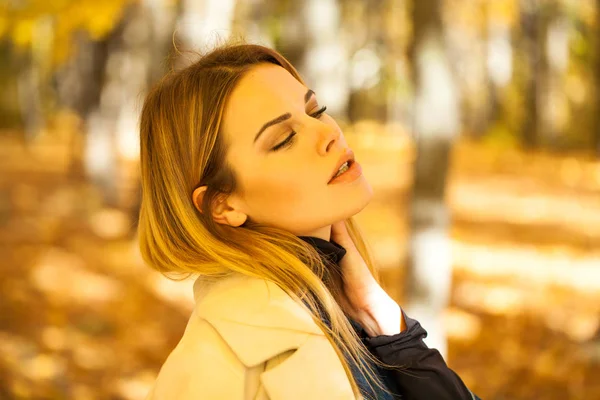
[138,41,480,400]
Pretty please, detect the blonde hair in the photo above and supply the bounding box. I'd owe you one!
[137,39,400,399]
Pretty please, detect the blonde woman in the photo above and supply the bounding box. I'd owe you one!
[138,42,480,400]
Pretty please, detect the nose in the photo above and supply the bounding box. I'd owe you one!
[315,121,341,155]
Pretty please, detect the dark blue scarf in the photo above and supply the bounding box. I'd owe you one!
[298,235,398,400]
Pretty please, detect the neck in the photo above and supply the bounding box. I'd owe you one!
[296,225,331,242]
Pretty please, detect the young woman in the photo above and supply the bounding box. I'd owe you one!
[138,41,480,400]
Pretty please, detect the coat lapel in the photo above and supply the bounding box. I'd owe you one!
[193,274,356,399]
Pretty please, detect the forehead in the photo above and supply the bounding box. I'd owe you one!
[233,63,304,103]
[220,63,306,137]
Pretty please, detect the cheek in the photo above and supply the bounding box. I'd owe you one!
[247,170,320,212]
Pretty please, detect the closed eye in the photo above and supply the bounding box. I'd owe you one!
[270,106,328,152]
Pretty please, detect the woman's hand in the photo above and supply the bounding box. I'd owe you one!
[330,220,405,337]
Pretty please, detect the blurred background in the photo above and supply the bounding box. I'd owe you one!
[1,0,599,399]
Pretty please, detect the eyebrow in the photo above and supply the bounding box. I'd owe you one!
[253,89,315,144]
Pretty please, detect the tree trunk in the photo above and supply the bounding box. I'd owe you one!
[299,0,350,118]
[82,1,178,209]
[15,17,56,142]
[595,0,600,156]
[177,0,236,53]
[541,1,568,150]
[405,0,460,359]
[519,0,540,149]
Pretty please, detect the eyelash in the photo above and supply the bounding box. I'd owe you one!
[270,105,327,152]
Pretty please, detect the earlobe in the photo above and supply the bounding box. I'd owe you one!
[218,211,247,227]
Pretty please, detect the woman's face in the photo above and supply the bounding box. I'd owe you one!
[215,63,373,240]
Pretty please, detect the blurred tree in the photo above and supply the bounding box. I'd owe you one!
[471,0,495,138]
[404,0,460,359]
[84,1,177,208]
[234,0,352,119]
[0,0,134,139]
[230,0,276,49]
[541,1,569,150]
[518,0,542,149]
[298,0,350,119]
[595,0,600,155]
[343,0,390,122]
[482,1,514,142]
[176,0,236,58]
[567,11,595,151]
[232,0,308,76]
[381,0,412,129]
[0,43,21,129]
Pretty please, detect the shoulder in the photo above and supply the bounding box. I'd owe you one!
[146,275,268,400]
[193,273,324,338]
[146,274,323,399]
[147,273,356,400]
[146,308,247,399]
[192,273,326,365]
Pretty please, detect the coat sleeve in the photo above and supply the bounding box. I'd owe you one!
[353,310,481,400]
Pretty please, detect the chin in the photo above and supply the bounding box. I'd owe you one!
[347,180,374,215]
[357,177,374,202]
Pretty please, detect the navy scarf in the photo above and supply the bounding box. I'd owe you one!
[298,235,398,400]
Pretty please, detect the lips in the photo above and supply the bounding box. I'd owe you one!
[328,149,355,183]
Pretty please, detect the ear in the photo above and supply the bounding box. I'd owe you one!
[192,186,208,213]
[192,186,248,227]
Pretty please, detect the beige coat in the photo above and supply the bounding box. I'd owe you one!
[145,273,358,399]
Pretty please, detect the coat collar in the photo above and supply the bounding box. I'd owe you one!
[193,272,326,367]
[192,235,347,351]
[191,236,356,399]
[192,273,355,399]
[297,235,347,265]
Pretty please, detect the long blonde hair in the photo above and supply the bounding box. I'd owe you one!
[137,39,400,399]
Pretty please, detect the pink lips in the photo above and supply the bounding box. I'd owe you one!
[327,160,363,185]
[328,149,355,183]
